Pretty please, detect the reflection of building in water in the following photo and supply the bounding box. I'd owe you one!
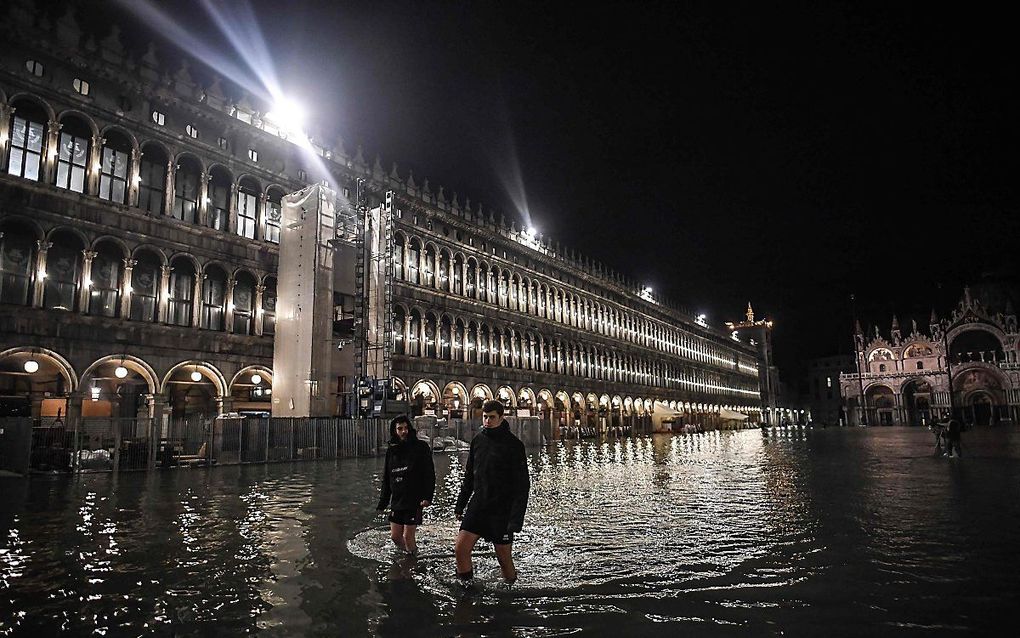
[0,4,762,430]
[840,286,1020,426]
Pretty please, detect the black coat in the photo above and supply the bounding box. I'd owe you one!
[455,420,530,532]
[377,438,436,511]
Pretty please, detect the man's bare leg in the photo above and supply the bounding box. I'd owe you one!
[389,523,406,551]
[402,524,418,555]
[494,543,517,584]
[454,530,480,579]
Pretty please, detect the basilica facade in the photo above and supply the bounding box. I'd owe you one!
[0,2,763,431]
[840,287,1020,426]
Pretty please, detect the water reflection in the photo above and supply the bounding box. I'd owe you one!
[2,428,1020,635]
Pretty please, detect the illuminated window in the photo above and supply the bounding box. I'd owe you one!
[151,110,165,126]
[826,376,832,388]
[7,105,45,180]
[265,189,282,244]
[185,124,199,139]
[247,148,258,162]
[217,136,228,150]
[25,60,44,77]
[138,144,167,215]
[172,158,200,223]
[98,133,130,204]
[236,179,259,239]
[72,78,90,96]
[54,118,89,193]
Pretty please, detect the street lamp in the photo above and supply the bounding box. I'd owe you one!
[24,359,39,374]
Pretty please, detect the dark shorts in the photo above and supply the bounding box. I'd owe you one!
[460,511,514,545]
[389,507,423,526]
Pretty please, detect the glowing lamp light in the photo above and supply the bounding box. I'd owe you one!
[90,386,101,401]
[265,97,307,139]
[24,359,40,374]
[190,370,203,382]
[114,365,128,379]
[251,373,263,385]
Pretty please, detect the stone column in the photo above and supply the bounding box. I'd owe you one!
[43,119,62,184]
[192,273,206,327]
[128,147,141,207]
[224,276,236,333]
[257,191,268,241]
[254,284,265,335]
[0,103,13,172]
[197,171,209,226]
[227,182,238,235]
[119,258,136,318]
[163,159,176,217]
[78,249,97,313]
[88,134,104,196]
[158,264,172,323]
[32,240,52,307]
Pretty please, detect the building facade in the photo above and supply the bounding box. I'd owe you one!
[803,354,854,426]
[840,288,1020,426]
[0,3,763,430]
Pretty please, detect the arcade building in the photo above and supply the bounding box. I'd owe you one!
[0,2,764,431]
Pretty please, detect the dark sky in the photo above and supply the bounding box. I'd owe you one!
[73,1,1020,376]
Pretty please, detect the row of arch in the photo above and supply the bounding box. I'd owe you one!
[3,94,287,243]
[393,306,759,400]
[393,230,759,377]
[395,377,762,417]
[0,346,273,418]
[0,217,277,334]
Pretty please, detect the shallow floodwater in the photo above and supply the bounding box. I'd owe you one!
[2,426,1020,636]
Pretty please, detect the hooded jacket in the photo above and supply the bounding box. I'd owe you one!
[377,421,436,511]
[455,419,530,533]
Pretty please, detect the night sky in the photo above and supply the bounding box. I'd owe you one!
[70,1,1020,379]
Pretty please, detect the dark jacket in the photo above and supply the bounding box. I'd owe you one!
[455,420,530,532]
[377,423,436,511]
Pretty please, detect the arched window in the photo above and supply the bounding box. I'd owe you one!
[422,245,436,287]
[207,168,231,231]
[438,250,451,292]
[466,259,476,298]
[0,221,36,305]
[54,116,90,193]
[265,188,283,243]
[138,144,167,215]
[467,322,477,363]
[407,239,421,285]
[393,234,405,280]
[393,306,406,355]
[7,100,46,180]
[173,156,200,223]
[440,316,452,360]
[129,251,160,322]
[232,272,256,333]
[88,241,122,317]
[453,254,464,295]
[43,231,83,311]
[480,325,491,365]
[477,263,487,302]
[408,310,422,357]
[201,265,227,330]
[454,319,465,361]
[168,257,195,326]
[98,132,131,204]
[236,178,259,239]
[262,278,277,336]
[424,314,438,358]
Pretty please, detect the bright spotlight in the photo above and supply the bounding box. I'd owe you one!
[24,359,39,374]
[265,97,306,138]
[526,226,537,238]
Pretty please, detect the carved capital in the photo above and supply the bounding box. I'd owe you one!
[36,240,53,253]
[81,249,98,261]
[122,258,137,269]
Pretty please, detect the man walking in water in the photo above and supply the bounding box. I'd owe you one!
[454,400,530,587]
[377,415,436,556]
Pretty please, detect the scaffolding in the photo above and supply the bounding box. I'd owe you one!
[351,183,394,385]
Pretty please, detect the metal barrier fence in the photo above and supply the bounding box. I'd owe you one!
[0,416,389,475]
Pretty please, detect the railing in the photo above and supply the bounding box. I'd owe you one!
[0,416,388,476]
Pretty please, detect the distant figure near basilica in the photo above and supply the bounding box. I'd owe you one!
[841,284,1020,427]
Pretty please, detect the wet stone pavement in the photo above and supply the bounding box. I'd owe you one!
[2,425,1020,636]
